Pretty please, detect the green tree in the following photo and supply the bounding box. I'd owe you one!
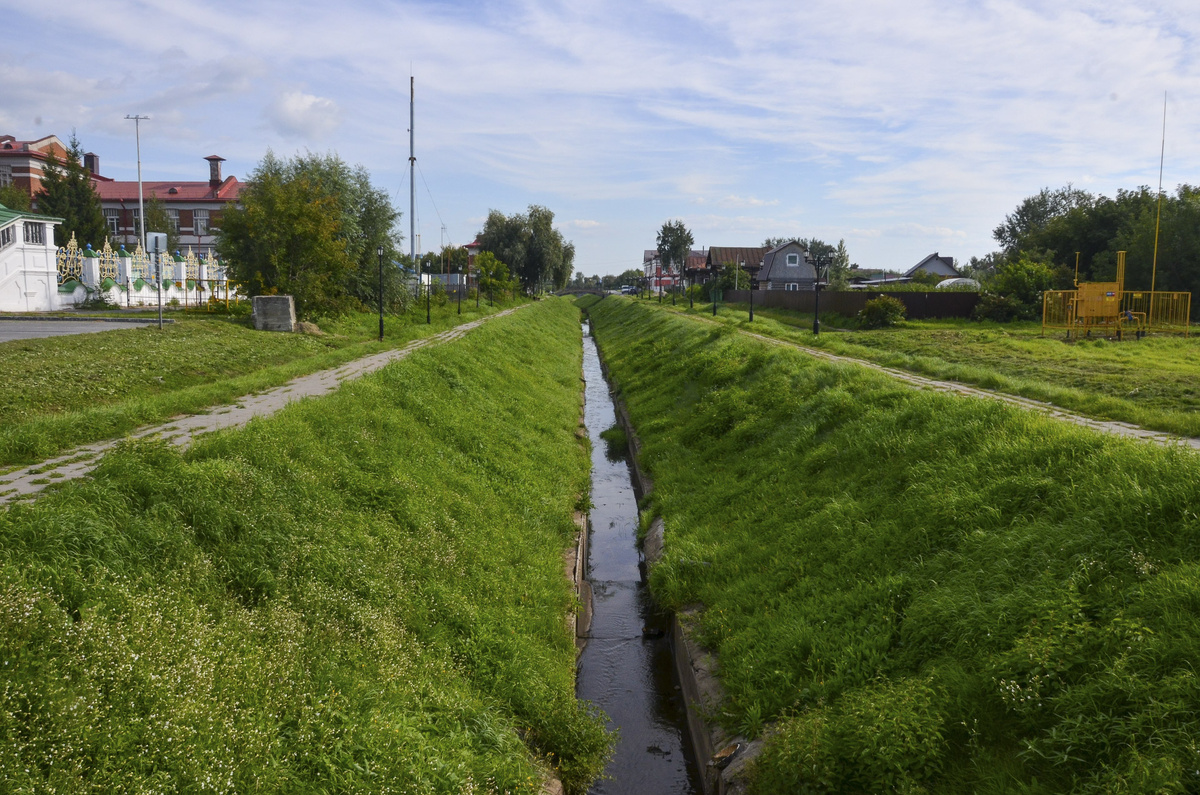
[974,254,1057,321]
[993,184,1095,254]
[476,205,575,292]
[142,195,180,255]
[475,251,516,299]
[218,151,406,319]
[829,239,851,289]
[216,159,355,319]
[36,134,107,247]
[0,185,32,212]
[656,220,694,289]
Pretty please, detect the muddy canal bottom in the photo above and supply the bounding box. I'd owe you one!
[577,323,701,794]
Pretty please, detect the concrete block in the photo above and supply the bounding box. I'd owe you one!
[252,295,296,332]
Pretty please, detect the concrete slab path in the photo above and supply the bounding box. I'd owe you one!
[0,318,159,341]
[735,325,1200,452]
[0,306,523,506]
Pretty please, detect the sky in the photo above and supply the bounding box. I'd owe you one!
[2,0,1197,277]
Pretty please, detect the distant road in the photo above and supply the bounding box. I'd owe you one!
[0,319,157,342]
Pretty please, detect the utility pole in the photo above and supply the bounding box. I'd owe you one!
[125,115,149,254]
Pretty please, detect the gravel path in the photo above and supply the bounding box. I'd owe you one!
[0,307,523,505]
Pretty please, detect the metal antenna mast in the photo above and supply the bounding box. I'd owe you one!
[409,76,416,269]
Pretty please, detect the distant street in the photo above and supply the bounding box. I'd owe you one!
[0,319,156,342]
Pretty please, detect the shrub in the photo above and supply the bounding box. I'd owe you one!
[857,294,907,329]
[974,255,1055,321]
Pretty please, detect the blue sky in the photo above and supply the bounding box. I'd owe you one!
[2,0,1197,276]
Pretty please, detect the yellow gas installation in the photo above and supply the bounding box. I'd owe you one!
[1042,251,1190,339]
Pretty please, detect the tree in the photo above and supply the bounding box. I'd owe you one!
[0,185,31,212]
[656,220,694,290]
[476,205,575,292]
[974,254,1057,321]
[143,195,180,255]
[475,251,516,299]
[217,151,406,319]
[217,157,355,319]
[36,133,107,247]
[993,185,1094,254]
[829,239,851,289]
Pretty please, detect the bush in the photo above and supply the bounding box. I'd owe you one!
[974,255,1055,321]
[857,295,907,329]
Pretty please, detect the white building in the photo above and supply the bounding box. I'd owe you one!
[0,204,63,312]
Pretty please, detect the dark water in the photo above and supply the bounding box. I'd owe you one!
[578,322,702,795]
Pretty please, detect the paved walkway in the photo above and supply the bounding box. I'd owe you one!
[734,325,1200,452]
[0,307,523,505]
[0,318,160,341]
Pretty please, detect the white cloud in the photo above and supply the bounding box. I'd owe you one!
[267,91,341,140]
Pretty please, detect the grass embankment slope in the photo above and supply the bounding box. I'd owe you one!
[0,300,520,469]
[589,296,1200,793]
[674,299,1200,438]
[0,297,609,793]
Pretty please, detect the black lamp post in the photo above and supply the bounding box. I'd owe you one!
[812,253,829,335]
[377,245,384,342]
[746,261,762,322]
[425,261,431,325]
[688,270,694,309]
[711,264,719,317]
[457,266,463,315]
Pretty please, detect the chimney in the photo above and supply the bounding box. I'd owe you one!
[84,152,99,175]
[205,155,225,187]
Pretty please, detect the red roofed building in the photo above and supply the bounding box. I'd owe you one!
[2,134,243,257]
[0,135,71,198]
[91,155,242,257]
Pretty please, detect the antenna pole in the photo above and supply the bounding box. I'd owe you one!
[409,75,416,281]
[1150,92,1166,323]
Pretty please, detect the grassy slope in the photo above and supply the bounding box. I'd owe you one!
[589,297,1200,793]
[659,299,1200,437]
[0,297,609,793]
[0,300,520,468]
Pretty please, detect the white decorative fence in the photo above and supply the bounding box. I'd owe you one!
[55,235,241,309]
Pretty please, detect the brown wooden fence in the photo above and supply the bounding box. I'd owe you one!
[722,289,979,319]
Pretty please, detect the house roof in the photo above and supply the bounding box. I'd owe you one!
[904,252,958,278]
[759,240,815,283]
[0,203,64,226]
[707,246,768,269]
[92,176,243,203]
[0,135,67,159]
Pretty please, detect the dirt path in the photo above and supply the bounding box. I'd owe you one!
[0,307,524,506]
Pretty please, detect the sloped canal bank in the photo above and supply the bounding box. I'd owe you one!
[577,321,702,794]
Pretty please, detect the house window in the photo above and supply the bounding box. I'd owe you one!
[0,224,13,249]
[23,222,44,245]
[104,209,120,236]
[0,164,11,187]
[786,253,799,266]
[194,209,209,235]
[785,282,798,291]
[167,208,180,233]
[130,209,141,236]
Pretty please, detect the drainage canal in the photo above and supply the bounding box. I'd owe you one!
[577,322,702,794]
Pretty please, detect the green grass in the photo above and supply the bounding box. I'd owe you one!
[0,298,524,467]
[636,295,1200,437]
[589,297,1200,793]
[0,297,609,793]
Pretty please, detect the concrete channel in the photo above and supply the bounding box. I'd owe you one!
[576,320,703,794]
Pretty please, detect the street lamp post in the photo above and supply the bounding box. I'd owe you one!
[425,261,431,325]
[746,261,762,322]
[377,245,384,342]
[711,264,719,317]
[812,253,829,336]
[124,115,149,256]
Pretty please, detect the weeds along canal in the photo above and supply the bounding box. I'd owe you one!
[577,321,702,795]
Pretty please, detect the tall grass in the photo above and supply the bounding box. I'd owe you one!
[0,297,609,793]
[660,299,1200,437]
[589,297,1200,793]
[0,299,523,468]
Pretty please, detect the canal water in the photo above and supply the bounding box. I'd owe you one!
[577,321,702,794]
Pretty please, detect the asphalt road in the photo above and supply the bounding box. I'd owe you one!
[0,319,157,342]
